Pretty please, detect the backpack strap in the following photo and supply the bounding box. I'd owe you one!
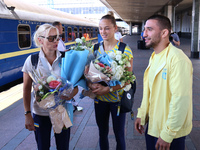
[118,42,126,53]
[31,53,39,69]
[60,51,65,58]
[93,43,100,57]
[31,52,65,69]
[94,42,126,56]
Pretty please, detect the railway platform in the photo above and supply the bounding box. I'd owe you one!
[0,34,199,150]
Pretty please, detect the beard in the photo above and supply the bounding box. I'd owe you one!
[145,34,161,48]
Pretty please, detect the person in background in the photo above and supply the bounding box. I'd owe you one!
[22,23,78,150]
[53,21,67,52]
[169,30,180,46]
[135,14,193,150]
[140,31,145,40]
[115,28,123,42]
[88,11,133,150]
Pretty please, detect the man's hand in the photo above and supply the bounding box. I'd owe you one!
[155,137,170,150]
[134,118,144,134]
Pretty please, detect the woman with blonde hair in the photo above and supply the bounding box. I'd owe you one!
[22,23,78,150]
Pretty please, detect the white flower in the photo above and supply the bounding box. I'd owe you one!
[119,60,124,65]
[70,46,75,50]
[94,64,101,70]
[46,75,56,83]
[114,73,121,80]
[108,52,116,59]
[81,37,85,41]
[120,82,125,87]
[75,38,82,44]
[111,61,117,68]
[39,91,44,95]
[57,78,62,82]
[38,85,43,90]
[115,54,122,61]
[116,66,123,74]
[80,46,87,49]
[123,84,132,91]
[116,51,122,55]
[42,81,46,85]
[126,61,131,67]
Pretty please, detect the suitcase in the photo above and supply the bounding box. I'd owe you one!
[137,40,149,49]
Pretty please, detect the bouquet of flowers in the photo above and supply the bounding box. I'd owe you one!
[28,68,74,133]
[81,51,136,99]
[107,51,136,91]
[84,53,113,85]
[61,37,94,122]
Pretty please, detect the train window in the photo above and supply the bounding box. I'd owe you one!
[18,25,31,49]
[95,28,98,36]
[83,28,87,38]
[83,28,86,34]
[36,25,40,31]
[67,27,72,41]
[61,27,66,42]
[87,28,90,39]
[91,28,93,37]
[74,27,78,39]
[79,28,82,38]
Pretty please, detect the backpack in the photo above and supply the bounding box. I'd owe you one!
[94,42,136,118]
[31,51,65,69]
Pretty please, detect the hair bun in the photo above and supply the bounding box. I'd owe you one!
[107,11,114,17]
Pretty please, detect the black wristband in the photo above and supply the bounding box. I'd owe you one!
[24,111,31,115]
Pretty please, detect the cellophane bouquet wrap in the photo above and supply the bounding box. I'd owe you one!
[28,68,74,133]
[82,51,136,99]
[61,37,94,121]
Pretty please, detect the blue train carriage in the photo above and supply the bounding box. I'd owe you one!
[0,0,98,87]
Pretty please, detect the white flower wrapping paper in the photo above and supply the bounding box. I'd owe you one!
[84,61,110,83]
[29,68,74,133]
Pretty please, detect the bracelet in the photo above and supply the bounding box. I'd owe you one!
[24,111,31,115]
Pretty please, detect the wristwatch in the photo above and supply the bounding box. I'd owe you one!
[24,111,31,115]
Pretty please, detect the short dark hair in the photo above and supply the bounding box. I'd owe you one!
[52,21,61,26]
[146,15,171,35]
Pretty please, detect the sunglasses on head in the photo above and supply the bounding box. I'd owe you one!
[40,35,60,42]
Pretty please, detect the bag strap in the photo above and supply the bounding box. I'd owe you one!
[31,53,39,69]
[118,42,126,53]
[60,51,65,58]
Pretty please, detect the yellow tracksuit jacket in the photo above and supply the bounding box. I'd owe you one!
[137,43,193,143]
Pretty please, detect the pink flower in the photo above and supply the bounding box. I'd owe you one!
[49,80,61,89]
[97,62,105,68]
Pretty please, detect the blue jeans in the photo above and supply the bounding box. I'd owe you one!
[145,124,186,150]
[33,113,70,150]
[94,100,126,150]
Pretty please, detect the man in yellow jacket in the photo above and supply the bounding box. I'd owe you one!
[135,15,193,150]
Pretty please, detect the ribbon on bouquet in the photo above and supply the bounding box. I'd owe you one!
[61,49,89,124]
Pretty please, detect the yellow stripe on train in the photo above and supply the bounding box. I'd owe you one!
[0,48,40,60]
[0,37,97,60]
